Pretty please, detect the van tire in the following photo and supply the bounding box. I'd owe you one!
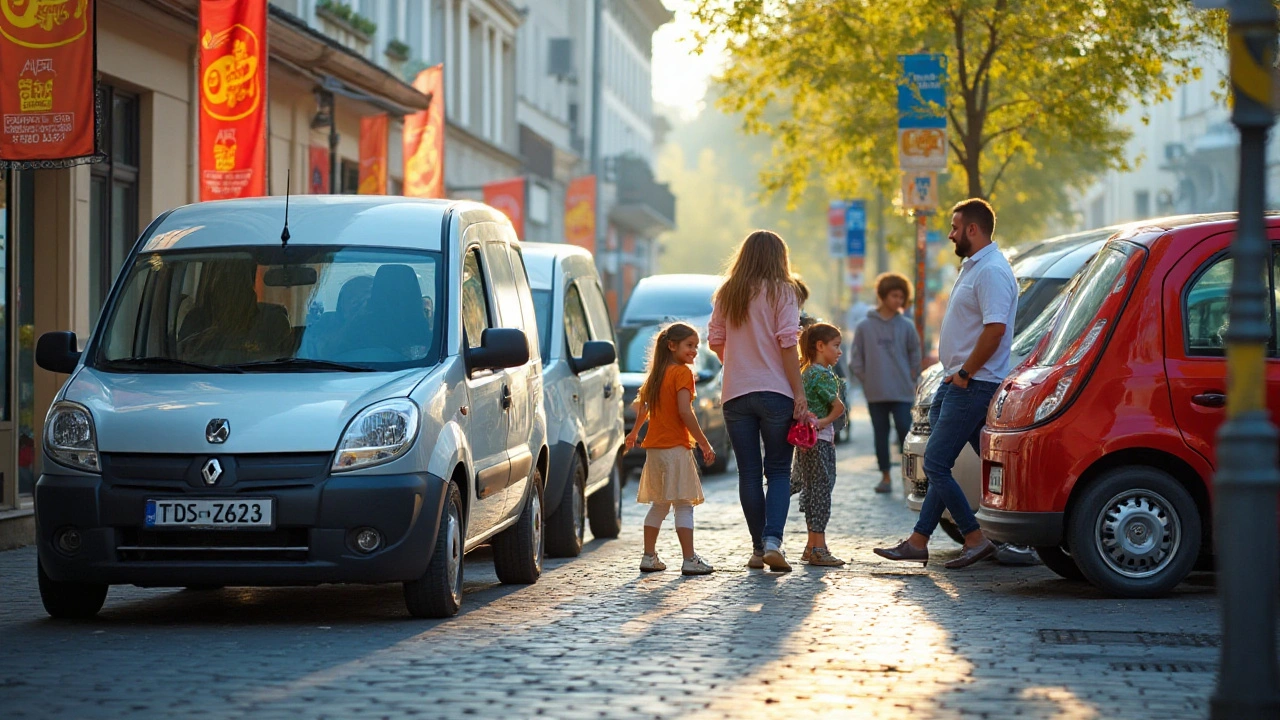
[38,561,108,620]
[588,457,623,539]
[1035,545,1085,581]
[493,470,543,584]
[1067,467,1200,598]
[546,455,585,558]
[403,481,464,618]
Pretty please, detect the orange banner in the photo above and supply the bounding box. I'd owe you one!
[358,114,388,194]
[483,177,525,238]
[309,145,329,194]
[0,0,98,166]
[565,175,596,251]
[403,65,444,198]
[198,0,266,201]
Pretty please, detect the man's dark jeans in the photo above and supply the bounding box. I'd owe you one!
[867,401,912,473]
[915,379,1000,538]
[723,391,795,552]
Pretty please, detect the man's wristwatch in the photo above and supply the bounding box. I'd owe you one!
[957,368,971,380]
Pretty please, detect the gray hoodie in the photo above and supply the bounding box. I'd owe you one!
[849,309,921,403]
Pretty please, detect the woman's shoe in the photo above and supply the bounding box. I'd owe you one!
[746,552,765,569]
[682,555,715,576]
[762,540,792,572]
[874,479,892,494]
[807,547,846,567]
[800,546,813,563]
[872,539,928,566]
[640,553,667,572]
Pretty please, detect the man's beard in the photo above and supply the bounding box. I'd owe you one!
[954,236,972,258]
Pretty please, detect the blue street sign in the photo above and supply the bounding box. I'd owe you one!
[927,230,942,246]
[898,53,947,129]
[845,200,866,257]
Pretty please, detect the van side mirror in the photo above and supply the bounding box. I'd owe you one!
[469,328,530,371]
[37,331,81,374]
[573,340,616,373]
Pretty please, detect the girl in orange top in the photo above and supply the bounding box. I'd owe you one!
[625,323,716,575]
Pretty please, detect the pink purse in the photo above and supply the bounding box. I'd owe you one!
[787,419,818,449]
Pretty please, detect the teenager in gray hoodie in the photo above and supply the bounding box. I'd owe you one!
[849,272,922,493]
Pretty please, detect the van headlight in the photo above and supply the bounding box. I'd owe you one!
[333,399,420,472]
[45,401,100,472]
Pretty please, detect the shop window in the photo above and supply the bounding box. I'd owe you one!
[341,159,360,194]
[89,84,140,327]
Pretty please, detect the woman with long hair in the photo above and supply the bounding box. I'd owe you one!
[708,230,808,572]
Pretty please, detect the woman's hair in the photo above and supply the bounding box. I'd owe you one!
[715,230,799,327]
[799,322,841,371]
[875,272,913,304]
[637,322,699,414]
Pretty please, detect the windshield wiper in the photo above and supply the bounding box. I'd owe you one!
[106,356,245,374]
[228,357,373,372]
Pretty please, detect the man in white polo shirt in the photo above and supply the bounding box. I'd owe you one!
[874,198,1016,569]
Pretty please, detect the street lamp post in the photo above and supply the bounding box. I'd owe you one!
[1211,1,1280,718]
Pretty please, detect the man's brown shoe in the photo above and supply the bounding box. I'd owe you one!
[943,540,997,569]
[872,539,928,566]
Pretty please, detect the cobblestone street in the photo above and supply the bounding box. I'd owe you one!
[0,407,1221,719]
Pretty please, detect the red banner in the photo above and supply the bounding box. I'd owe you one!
[198,0,266,201]
[358,114,388,194]
[0,0,98,166]
[483,177,525,238]
[565,175,596,250]
[403,65,444,198]
[308,145,329,194]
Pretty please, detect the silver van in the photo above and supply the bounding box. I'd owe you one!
[522,243,624,557]
[34,196,547,619]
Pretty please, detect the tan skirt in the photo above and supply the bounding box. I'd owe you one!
[636,446,705,506]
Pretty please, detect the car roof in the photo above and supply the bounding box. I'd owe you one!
[1114,211,1280,246]
[1009,226,1126,280]
[139,195,502,254]
[520,242,597,291]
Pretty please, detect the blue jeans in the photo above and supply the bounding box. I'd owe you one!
[915,379,1000,538]
[723,391,795,552]
[867,401,912,473]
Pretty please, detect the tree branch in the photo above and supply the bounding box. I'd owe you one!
[986,151,1019,197]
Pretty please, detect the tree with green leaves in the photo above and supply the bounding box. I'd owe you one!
[690,0,1207,221]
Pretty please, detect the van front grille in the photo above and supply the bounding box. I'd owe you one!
[116,528,310,562]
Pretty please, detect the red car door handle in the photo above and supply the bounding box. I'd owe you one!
[1192,392,1226,408]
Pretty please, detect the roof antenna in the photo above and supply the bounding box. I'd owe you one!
[281,169,292,247]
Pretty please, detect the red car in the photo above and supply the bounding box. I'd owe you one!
[977,213,1280,597]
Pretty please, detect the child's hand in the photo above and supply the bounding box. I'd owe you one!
[625,432,639,451]
[699,440,715,468]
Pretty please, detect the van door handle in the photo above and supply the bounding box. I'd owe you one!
[603,382,614,398]
[501,385,512,410]
[1192,392,1226,408]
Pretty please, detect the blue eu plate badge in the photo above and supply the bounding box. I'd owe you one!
[145,500,157,527]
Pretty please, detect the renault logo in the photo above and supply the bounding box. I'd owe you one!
[201,458,223,486]
[206,418,230,444]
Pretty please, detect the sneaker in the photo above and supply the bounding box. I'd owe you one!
[762,539,792,572]
[682,554,715,576]
[640,553,667,572]
[746,552,765,569]
[807,547,846,567]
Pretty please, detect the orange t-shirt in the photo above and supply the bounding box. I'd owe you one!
[641,364,697,449]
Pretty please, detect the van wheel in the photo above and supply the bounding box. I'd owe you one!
[1035,545,1085,580]
[939,518,966,544]
[546,455,585,558]
[38,561,107,620]
[493,470,543,584]
[1067,467,1200,598]
[404,481,464,618]
[588,457,623,539]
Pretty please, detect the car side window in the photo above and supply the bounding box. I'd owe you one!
[483,241,522,329]
[1186,257,1233,355]
[564,284,591,358]
[461,248,492,349]
[582,280,615,344]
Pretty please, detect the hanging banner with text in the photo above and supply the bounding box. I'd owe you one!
[565,176,596,251]
[358,113,388,194]
[483,177,526,238]
[0,0,99,168]
[198,0,267,201]
[308,145,329,194]
[897,53,947,172]
[404,64,444,198]
[827,200,847,258]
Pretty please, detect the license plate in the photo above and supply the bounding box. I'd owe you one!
[988,466,1004,495]
[145,498,273,528]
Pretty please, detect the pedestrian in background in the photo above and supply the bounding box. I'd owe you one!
[709,230,806,572]
[874,198,1015,569]
[850,272,922,494]
[625,322,716,576]
[791,322,847,567]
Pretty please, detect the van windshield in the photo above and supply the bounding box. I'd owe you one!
[1035,243,1137,367]
[95,245,443,372]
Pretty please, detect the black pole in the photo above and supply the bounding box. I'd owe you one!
[328,92,339,195]
[1211,1,1279,718]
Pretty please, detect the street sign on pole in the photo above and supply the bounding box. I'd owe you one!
[827,200,848,258]
[845,200,866,257]
[897,54,948,130]
[901,172,939,211]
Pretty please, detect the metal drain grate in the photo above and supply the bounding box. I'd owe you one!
[1038,630,1220,648]
[1109,662,1216,673]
